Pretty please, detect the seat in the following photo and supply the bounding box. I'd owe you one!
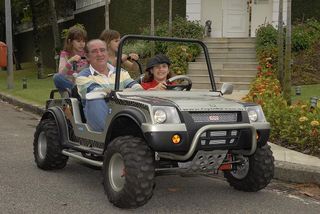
[71,86,86,123]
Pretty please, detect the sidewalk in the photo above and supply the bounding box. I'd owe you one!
[1,91,320,185]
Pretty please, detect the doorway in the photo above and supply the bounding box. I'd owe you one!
[222,0,250,37]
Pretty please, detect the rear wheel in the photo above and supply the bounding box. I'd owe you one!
[33,118,68,170]
[224,144,274,192]
[103,136,155,208]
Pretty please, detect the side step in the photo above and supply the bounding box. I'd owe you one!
[62,149,103,167]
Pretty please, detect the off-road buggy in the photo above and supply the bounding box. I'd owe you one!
[33,35,274,209]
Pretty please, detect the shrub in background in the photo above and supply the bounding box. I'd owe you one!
[256,20,320,85]
[292,45,320,85]
[291,19,320,85]
[292,24,313,52]
[125,16,204,75]
[255,24,279,72]
[123,41,151,59]
[292,19,320,52]
[256,24,278,47]
[244,61,320,154]
[247,24,320,155]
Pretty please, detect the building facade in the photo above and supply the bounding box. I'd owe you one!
[186,0,288,37]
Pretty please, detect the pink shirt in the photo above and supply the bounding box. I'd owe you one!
[58,50,88,76]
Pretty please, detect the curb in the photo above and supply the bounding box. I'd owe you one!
[0,92,44,116]
[274,160,320,185]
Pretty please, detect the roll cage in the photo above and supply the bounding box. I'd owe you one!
[114,35,217,91]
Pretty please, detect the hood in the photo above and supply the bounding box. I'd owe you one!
[117,91,245,111]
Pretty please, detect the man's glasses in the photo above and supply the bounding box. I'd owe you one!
[89,48,107,54]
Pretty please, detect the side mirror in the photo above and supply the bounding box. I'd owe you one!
[220,83,233,95]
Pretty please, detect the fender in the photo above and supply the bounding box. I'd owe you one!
[40,106,69,147]
[105,107,146,143]
[115,107,147,125]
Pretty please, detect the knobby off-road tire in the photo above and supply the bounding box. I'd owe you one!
[224,144,274,192]
[103,136,155,209]
[33,118,68,170]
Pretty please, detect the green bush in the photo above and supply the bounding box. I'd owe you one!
[244,66,320,154]
[249,24,320,155]
[264,98,320,154]
[122,41,151,59]
[292,24,313,52]
[292,19,320,52]
[255,24,279,73]
[141,16,204,55]
[167,45,192,75]
[171,16,203,39]
[292,33,320,85]
[129,16,204,75]
[255,24,278,48]
[256,45,278,70]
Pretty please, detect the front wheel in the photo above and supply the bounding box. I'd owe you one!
[103,136,155,209]
[224,144,274,192]
[33,118,68,170]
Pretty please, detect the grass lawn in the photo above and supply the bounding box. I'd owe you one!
[291,84,320,104]
[0,63,55,106]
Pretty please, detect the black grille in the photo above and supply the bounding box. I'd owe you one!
[199,129,239,147]
[191,112,238,123]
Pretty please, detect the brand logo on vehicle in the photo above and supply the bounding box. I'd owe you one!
[209,115,219,121]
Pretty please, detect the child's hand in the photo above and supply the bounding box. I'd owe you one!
[151,83,167,90]
[128,53,139,61]
[68,55,82,63]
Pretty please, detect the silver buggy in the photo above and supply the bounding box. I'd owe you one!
[33,35,274,209]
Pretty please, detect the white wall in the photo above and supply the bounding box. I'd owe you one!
[187,0,288,37]
[202,0,223,37]
[251,0,288,36]
[272,0,288,27]
[187,0,223,37]
[75,0,105,13]
[186,0,201,21]
[251,0,273,36]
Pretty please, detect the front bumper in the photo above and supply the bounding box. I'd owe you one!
[142,123,270,161]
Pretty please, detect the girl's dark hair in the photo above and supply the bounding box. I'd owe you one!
[142,67,174,83]
[63,26,87,52]
[99,29,121,49]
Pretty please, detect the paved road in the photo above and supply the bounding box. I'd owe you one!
[0,100,320,214]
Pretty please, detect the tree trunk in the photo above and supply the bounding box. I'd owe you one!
[151,0,154,36]
[284,0,292,105]
[29,0,44,79]
[169,0,172,36]
[5,0,14,89]
[150,0,155,55]
[105,0,110,30]
[48,0,61,56]
[277,0,284,88]
[13,44,22,70]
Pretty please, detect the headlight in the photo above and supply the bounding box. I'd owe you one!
[154,109,167,123]
[248,110,258,122]
[152,106,181,124]
[245,105,266,123]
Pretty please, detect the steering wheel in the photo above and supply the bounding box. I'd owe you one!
[166,75,192,91]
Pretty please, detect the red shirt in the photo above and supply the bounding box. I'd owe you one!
[141,79,175,90]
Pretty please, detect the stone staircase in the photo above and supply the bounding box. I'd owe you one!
[188,37,258,90]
